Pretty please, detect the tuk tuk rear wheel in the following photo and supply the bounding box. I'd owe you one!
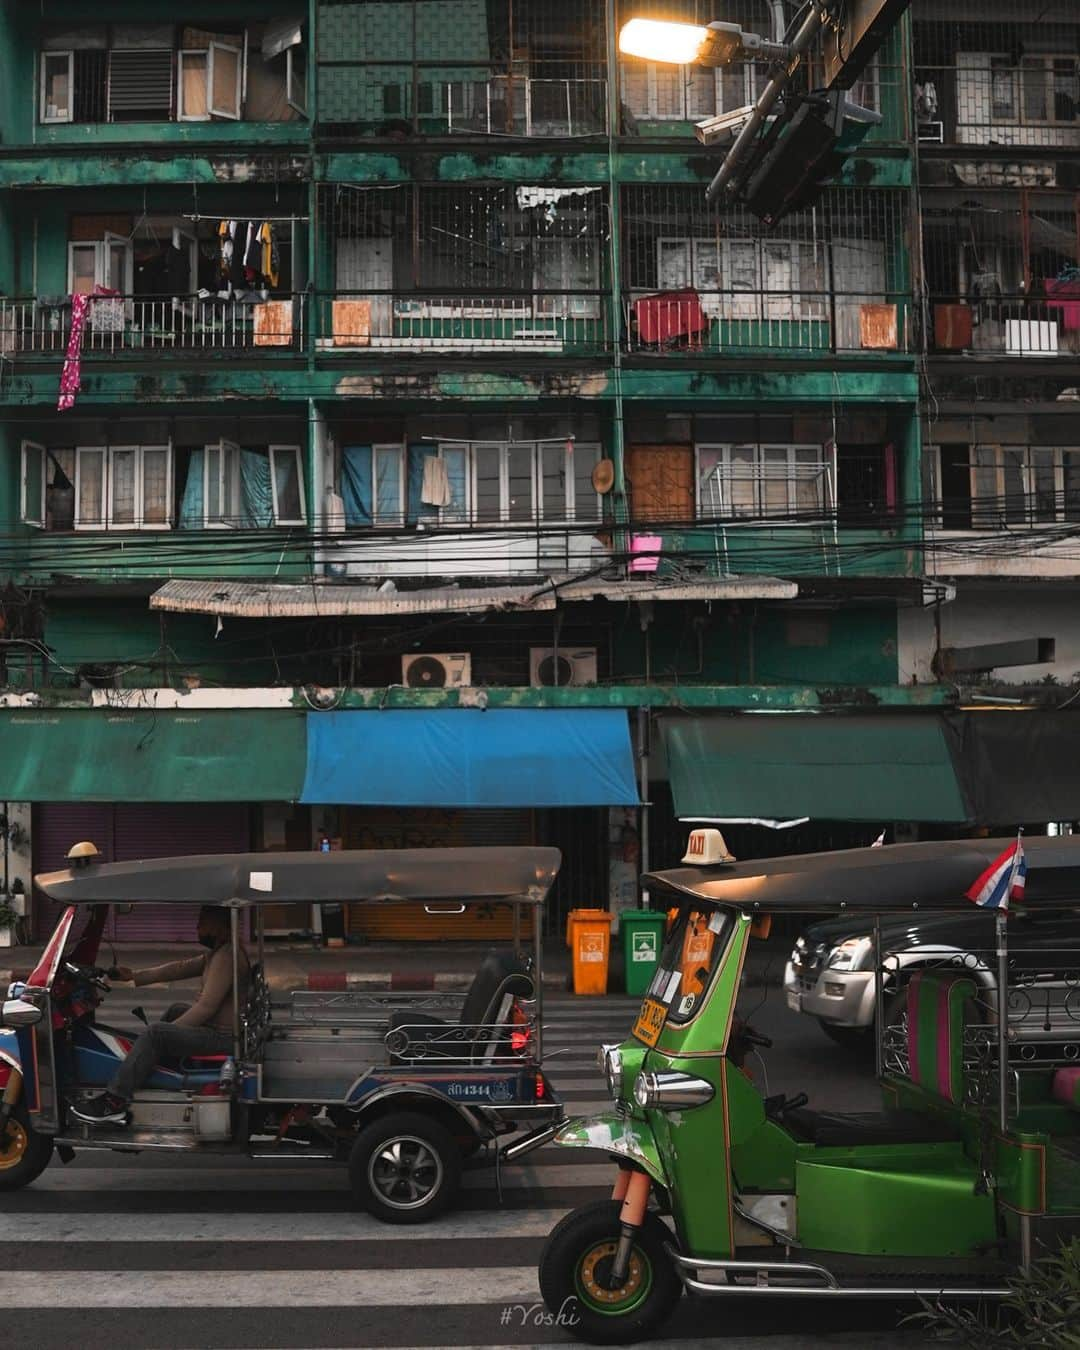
[539,1200,682,1345]
[348,1110,462,1224]
[0,1106,53,1192]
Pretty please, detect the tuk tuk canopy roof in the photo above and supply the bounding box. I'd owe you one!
[643,835,1080,913]
[35,847,562,907]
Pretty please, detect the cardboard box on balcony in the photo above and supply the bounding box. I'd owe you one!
[332,299,372,347]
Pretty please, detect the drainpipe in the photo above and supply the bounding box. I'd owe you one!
[605,0,628,544]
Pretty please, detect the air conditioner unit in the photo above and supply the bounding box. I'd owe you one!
[529,647,598,687]
[401,652,472,688]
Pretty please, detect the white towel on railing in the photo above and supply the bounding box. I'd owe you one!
[420,455,452,508]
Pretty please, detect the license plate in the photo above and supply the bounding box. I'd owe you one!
[785,988,801,1013]
[633,996,669,1047]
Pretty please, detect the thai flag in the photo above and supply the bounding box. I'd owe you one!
[965,836,1027,911]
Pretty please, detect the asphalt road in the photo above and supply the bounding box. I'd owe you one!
[0,986,923,1349]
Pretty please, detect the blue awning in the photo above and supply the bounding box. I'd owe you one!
[300,709,639,808]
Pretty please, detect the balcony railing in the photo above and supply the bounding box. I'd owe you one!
[914,60,1080,150]
[317,292,611,354]
[0,294,306,357]
[625,290,909,356]
[929,296,1079,357]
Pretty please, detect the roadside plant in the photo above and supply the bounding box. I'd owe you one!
[906,1239,1080,1348]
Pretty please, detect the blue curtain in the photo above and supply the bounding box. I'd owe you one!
[179,450,204,529]
[341,445,373,527]
[407,445,435,524]
[240,450,273,527]
[443,446,467,519]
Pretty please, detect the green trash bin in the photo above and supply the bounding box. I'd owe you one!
[620,909,667,997]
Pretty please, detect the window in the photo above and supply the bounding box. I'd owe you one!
[66,236,134,298]
[286,44,307,116]
[929,445,1080,529]
[374,445,405,525]
[269,446,306,525]
[203,441,306,528]
[623,60,762,121]
[40,51,73,123]
[209,41,242,120]
[1021,56,1080,125]
[534,240,601,317]
[696,443,832,520]
[20,442,46,529]
[645,907,734,1026]
[67,444,173,530]
[657,238,828,320]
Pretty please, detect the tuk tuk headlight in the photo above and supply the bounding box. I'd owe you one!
[633,1070,715,1111]
[598,1043,622,1100]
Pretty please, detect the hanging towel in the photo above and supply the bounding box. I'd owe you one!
[57,292,91,412]
[420,455,452,508]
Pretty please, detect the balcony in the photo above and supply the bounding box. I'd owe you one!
[317,291,609,354]
[928,297,1079,357]
[0,295,306,359]
[625,289,908,357]
[447,76,606,137]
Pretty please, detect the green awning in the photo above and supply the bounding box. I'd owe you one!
[0,710,307,802]
[663,714,970,824]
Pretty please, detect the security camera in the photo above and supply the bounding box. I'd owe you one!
[695,105,756,146]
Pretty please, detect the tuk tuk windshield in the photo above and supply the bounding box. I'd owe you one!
[643,906,734,1026]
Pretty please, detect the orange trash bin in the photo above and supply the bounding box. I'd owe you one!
[569,908,614,995]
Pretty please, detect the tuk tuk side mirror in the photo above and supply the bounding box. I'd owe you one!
[1,997,43,1028]
[750,914,772,940]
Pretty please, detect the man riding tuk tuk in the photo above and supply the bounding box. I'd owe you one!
[0,845,564,1223]
[537,830,1080,1343]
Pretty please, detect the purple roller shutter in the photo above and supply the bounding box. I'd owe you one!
[32,803,115,939]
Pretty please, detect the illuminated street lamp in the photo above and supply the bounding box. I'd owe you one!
[618,17,792,67]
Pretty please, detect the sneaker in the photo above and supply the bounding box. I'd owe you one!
[69,1092,129,1126]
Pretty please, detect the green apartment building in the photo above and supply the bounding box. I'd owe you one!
[0,1,1071,943]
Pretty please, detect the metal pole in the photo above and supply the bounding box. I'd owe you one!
[873,915,883,1080]
[637,706,650,904]
[705,4,827,204]
[533,900,543,1064]
[231,907,241,1062]
[996,909,1009,1132]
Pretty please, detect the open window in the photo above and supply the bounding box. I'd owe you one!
[269,446,306,525]
[20,442,46,529]
[287,45,307,116]
[40,51,74,123]
[209,42,243,120]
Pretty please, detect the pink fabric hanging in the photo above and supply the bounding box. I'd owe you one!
[57,292,91,411]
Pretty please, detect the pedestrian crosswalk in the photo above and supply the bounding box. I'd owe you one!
[0,991,916,1349]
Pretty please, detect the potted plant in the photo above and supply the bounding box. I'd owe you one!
[0,898,18,948]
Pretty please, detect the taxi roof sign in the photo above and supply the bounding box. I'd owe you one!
[682,828,736,866]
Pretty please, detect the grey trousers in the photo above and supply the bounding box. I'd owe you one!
[110,1014,232,1101]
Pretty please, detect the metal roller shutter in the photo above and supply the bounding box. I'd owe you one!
[32,803,251,943]
[341,808,533,941]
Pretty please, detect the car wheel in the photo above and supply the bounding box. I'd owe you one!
[539,1199,682,1345]
[817,1019,874,1052]
[0,1105,53,1191]
[348,1110,462,1224]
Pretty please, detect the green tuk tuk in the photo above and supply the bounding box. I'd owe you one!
[537,831,1080,1343]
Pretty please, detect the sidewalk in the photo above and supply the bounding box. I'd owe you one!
[2,933,779,996]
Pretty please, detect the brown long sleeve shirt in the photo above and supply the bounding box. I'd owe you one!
[133,943,250,1032]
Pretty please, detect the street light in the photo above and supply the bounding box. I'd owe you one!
[617,18,792,68]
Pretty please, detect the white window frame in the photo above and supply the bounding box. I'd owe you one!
[136,443,174,530]
[269,445,307,526]
[40,50,74,124]
[20,441,47,529]
[623,61,762,121]
[437,440,602,526]
[208,40,243,121]
[286,44,307,116]
[1019,55,1080,126]
[203,438,242,529]
[177,49,211,122]
[695,442,833,521]
[66,236,134,299]
[371,444,406,527]
[73,446,108,531]
[963,444,1080,528]
[656,237,829,322]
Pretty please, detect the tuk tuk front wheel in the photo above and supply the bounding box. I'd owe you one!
[539,1200,682,1345]
[348,1110,462,1224]
[0,1106,53,1192]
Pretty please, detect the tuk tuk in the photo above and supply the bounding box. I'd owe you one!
[0,846,564,1223]
[537,831,1080,1343]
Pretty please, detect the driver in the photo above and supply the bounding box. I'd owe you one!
[71,905,250,1126]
